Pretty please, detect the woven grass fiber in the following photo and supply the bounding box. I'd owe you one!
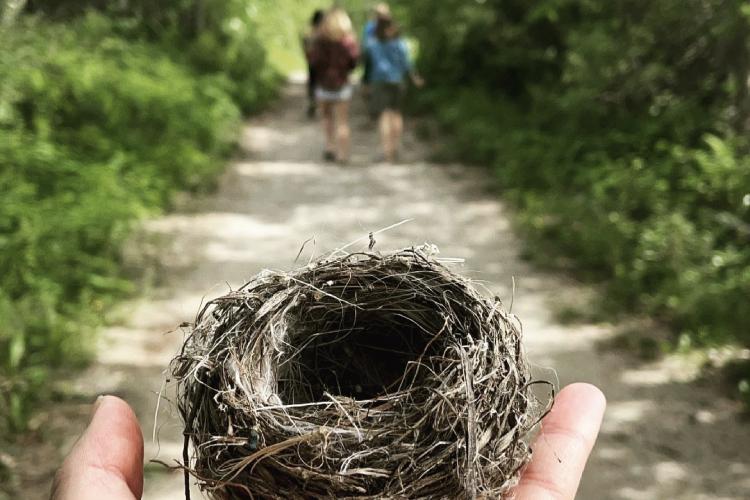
[170,244,549,499]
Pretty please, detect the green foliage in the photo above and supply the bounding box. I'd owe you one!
[0,6,279,433]
[22,0,282,112]
[405,0,750,346]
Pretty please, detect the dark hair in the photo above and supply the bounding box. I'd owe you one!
[311,9,325,27]
[375,16,398,41]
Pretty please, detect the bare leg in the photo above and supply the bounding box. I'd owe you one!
[391,111,403,161]
[307,67,317,118]
[320,101,335,155]
[334,100,351,161]
[378,111,389,160]
[380,110,397,161]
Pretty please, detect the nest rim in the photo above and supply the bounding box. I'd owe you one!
[171,245,549,499]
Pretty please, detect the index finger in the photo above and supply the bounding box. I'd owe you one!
[514,383,606,500]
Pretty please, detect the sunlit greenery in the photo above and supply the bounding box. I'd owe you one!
[403,0,750,350]
[4,0,750,441]
[0,0,384,439]
[0,1,281,433]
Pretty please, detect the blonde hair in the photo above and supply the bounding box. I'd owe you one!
[374,3,390,17]
[320,8,353,41]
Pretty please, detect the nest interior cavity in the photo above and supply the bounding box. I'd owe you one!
[171,245,547,499]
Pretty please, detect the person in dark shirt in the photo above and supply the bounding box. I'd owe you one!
[309,8,359,163]
[302,10,325,118]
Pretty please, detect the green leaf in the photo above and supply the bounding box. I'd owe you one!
[8,332,25,370]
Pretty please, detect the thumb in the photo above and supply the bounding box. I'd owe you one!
[51,395,144,500]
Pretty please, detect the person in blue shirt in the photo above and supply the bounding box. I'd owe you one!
[366,15,423,162]
[362,3,390,42]
[361,3,391,119]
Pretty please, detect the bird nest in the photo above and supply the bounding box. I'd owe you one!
[170,245,548,499]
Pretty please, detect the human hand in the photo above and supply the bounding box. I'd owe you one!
[49,385,604,500]
[50,395,143,500]
[514,383,606,500]
[410,73,425,88]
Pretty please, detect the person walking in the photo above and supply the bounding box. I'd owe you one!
[366,15,423,162]
[309,8,359,163]
[361,2,391,116]
[302,10,325,119]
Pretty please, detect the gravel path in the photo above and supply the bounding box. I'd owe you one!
[16,82,749,499]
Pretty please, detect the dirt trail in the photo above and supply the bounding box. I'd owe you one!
[17,82,750,499]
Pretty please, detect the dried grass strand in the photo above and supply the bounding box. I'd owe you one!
[170,245,547,499]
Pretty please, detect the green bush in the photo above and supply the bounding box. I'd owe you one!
[0,11,278,432]
[404,0,750,347]
[21,0,283,112]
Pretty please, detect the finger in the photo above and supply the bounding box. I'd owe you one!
[514,383,606,500]
[51,395,144,500]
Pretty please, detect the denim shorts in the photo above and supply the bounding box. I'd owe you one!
[315,84,353,102]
